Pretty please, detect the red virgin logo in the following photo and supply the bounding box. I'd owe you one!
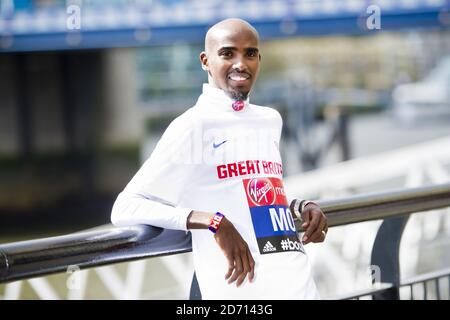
[247,178,276,206]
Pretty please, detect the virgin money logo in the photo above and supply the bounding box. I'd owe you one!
[247,178,275,206]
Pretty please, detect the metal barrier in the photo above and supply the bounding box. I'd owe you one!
[1,182,450,299]
[339,267,450,300]
[0,227,192,284]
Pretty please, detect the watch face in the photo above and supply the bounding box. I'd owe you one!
[290,199,302,219]
[301,200,316,213]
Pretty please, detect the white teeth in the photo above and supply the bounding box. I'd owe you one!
[230,75,248,81]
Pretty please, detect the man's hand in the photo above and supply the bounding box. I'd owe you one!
[214,217,255,287]
[187,211,255,287]
[301,203,328,245]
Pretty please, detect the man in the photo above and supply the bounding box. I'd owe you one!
[111,18,327,299]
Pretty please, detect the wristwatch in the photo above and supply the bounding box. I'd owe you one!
[289,199,316,232]
[289,199,302,232]
[300,200,317,213]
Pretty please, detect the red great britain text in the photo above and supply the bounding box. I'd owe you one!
[217,160,283,179]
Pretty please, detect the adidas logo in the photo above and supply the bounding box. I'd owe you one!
[263,241,277,252]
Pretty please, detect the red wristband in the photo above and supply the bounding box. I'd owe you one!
[208,212,224,234]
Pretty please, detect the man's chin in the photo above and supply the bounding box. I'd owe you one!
[228,88,250,101]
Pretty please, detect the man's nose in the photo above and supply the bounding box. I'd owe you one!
[232,57,247,71]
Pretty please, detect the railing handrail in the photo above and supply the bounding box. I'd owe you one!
[320,182,450,227]
[0,227,192,283]
[1,182,450,284]
[401,267,450,286]
[330,282,394,300]
[331,267,450,300]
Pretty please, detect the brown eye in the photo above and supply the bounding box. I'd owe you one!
[221,50,232,57]
[247,50,258,57]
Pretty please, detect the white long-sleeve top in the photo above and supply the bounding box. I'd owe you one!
[111,83,319,299]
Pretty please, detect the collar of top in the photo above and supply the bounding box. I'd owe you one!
[200,83,249,112]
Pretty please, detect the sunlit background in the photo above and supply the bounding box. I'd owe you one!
[0,0,450,299]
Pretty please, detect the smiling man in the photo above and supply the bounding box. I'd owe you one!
[111,18,327,300]
[201,19,260,101]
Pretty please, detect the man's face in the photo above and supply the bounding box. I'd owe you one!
[200,27,261,100]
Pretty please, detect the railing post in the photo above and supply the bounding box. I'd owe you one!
[336,107,350,161]
[370,215,410,300]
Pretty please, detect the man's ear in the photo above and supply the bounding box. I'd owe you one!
[200,51,208,71]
